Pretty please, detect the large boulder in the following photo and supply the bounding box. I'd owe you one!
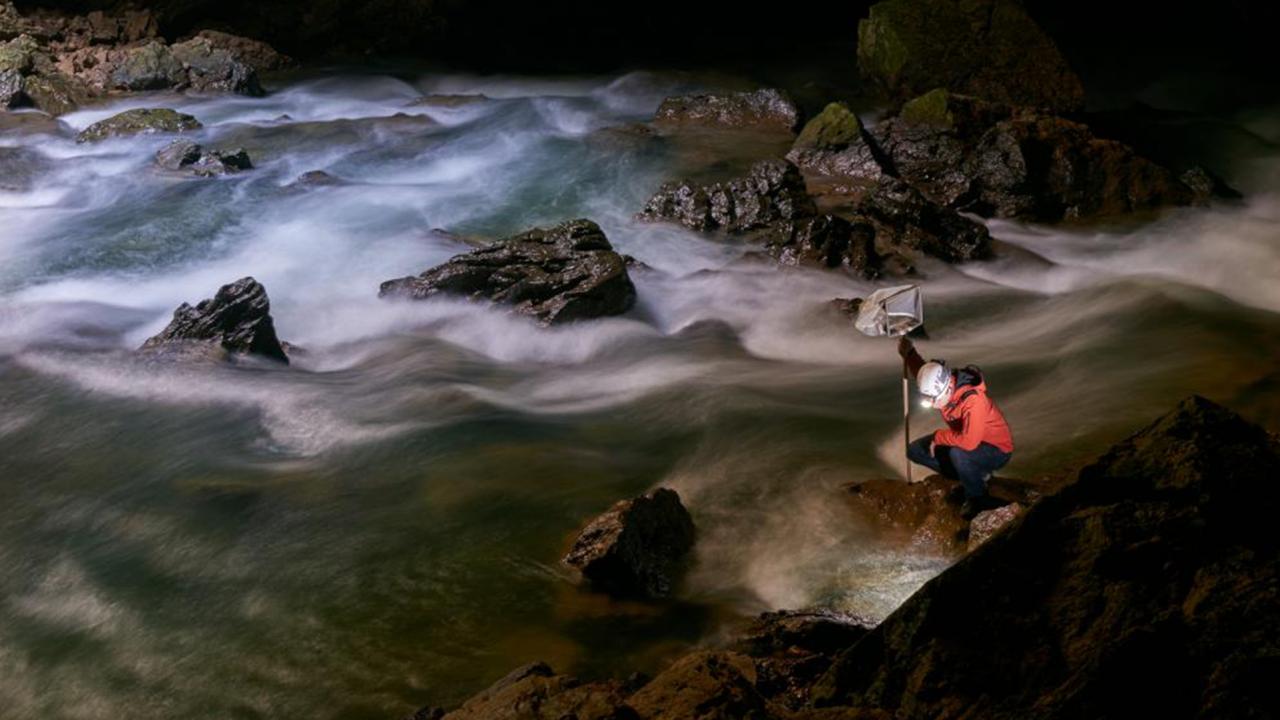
[857,0,1084,112]
[170,34,262,95]
[76,107,202,142]
[653,88,800,133]
[562,487,696,598]
[140,277,289,363]
[187,29,292,73]
[813,396,1280,718]
[109,40,185,90]
[786,102,885,186]
[845,475,968,554]
[963,113,1198,221]
[766,215,881,277]
[379,218,636,325]
[639,159,817,234]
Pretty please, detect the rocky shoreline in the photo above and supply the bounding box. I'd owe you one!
[402,396,1280,719]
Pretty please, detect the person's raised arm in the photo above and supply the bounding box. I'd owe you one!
[897,337,925,379]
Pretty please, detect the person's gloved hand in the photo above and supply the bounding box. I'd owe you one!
[897,337,914,359]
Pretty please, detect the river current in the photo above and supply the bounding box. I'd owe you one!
[1,69,1278,718]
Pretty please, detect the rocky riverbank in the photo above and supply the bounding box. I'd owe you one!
[402,396,1280,719]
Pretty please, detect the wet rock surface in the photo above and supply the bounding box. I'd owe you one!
[563,487,696,598]
[654,88,799,133]
[857,0,1084,112]
[966,501,1023,551]
[140,277,289,363]
[733,610,877,711]
[845,475,968,554]
[854,177,992,262]
[379,218,637,325]
[76,107,201,142]
[813,396,1280,718]
[639,159,816,233]
[785,102,885,187]
[155,139,252,175]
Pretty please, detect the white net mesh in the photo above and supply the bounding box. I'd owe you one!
[854,285,923,337]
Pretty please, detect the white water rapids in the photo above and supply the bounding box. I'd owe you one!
[1,69,1278,719]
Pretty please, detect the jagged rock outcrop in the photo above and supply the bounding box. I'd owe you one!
[141,277,289,363]
[155,139,252,176]
[653,88,800,133]
[812,396,1280,718]
[563,487,696,598]
[639,159,816,234]
[76,107,201,142]
[857,0,1085,112]
[856,177,991,263]
[785,102,884,187]
[732,610,876,710]
[379,219,637,325]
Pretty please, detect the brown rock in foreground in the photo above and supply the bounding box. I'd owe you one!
[813,396,1280,718]
[563,487,695,598]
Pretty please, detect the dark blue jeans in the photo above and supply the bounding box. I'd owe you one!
[907,435,1012,499]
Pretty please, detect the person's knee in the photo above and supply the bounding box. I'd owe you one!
[907,436,933,462]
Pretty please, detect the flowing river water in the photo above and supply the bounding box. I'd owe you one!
[1,68,1279,719]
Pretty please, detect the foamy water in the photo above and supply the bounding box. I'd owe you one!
[1,69,1278,719]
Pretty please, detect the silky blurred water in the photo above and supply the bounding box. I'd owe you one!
[1,69,1278,719]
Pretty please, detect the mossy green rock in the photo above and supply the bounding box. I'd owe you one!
[857,0,1084,112]
[0,33,37,73]
[77,108,202,143]
[793,102,864,151]
[898,88,954,128]
[110,41,184,91]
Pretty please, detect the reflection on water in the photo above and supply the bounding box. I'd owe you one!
[1,69,1278,719]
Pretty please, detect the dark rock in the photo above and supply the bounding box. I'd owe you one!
[18,71,84,114]
[638,159,816,233]
[289,170,346,187]
[0,33,36,74]
[766,214,880,277]
[1180,165,1243,204]
[966,501,1022,551]
[562,487,696,598]
[845,475,968,555]
[379,218,636,325]
[814,396,1280,719]
[654,88,800,133]
[735,610,876,710]
[109,40,184,90]
[439,662,632,720]
[856,177,992,263]
[77,107,202,143]
[626,651,765,720]
[857,0,1084,112]
[188,30,291,73]
[171,35,262,95]
[401,707,444,720]
[786,102,885,186]
[154,139,203,169]
[0,65,19,106]
[140,277,289,364]
[189,148,252,176]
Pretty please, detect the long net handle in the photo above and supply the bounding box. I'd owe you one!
[902,360,912,484]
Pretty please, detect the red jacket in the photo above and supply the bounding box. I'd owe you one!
[907,351,1014,453]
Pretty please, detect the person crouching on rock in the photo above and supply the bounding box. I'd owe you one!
[898,337,1014,518]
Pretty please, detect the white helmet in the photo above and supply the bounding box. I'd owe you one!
[918,361,953,409]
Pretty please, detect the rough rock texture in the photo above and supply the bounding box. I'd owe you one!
[627,651,765,720]
[562,487,696,598]
[436,662,633,720]
[963,113,1197,221]
[109,39,183,89]
[857,0,1084,112]
[141,277,289,363]
[734,610,876,711]
[966,501,1022,551]
[155,139,252,175]
[654,88,799,133]
[813,396,1280,719]
[845,475,968,554]
[186,29,291,73]
[856,177,991,263]
[170,34,261,94]
[786,102,885,185]
[77,107,201,142]
[639,159,816,234]
[379,219,637,325]
[767,215,880,276]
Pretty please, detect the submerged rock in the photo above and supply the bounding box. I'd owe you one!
[141,277,289,363]
[814,396,1280,718]
[857,0,1084,112]
[563,487,696,598]
[379,218,636,325]
[653,88,800,133]
[77,107,201,142]
[407,93,488,108]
